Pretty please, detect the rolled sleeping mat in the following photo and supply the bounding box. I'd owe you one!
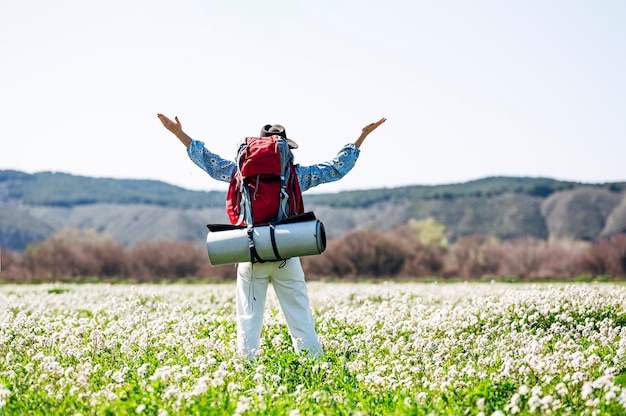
[206,213,326,265]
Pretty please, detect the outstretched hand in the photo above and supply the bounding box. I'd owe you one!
[157,113,192,147]
[362,117,386,136]
[157,114,183,134]
[355,117,386,148]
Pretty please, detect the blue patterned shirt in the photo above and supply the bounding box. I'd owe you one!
[186,140,360,192]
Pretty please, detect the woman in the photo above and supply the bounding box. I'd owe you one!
[158,113,386,358]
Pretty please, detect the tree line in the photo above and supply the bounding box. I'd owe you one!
[1,219,625,283]
[4,169,624,209]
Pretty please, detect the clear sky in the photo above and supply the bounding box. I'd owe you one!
[1,0,624,194]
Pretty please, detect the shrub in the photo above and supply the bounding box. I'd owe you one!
[444,234,500,279]
[129,240,210,281]
[21,228,130,281]
[490,237,587,280]
[6,226,626,282]
[579,234,626,277]
[303,229,407,278]
[536,239,589,279]
[388,225,445,278]
[0,247,24,282]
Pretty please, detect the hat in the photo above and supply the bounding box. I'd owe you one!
[260,124,298,149]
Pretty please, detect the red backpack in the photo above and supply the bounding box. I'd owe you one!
[226,136,304,225]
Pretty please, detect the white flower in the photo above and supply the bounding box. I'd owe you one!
[581,382,593,400]
[137,363,149,377]
[476,397,485,410]
[234,396,251,415]
[271,334,285,348]
[0,387,11,400]
[555,382,568,396]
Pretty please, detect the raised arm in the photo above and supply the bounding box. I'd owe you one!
[157,113,193,147]
[296,117,387,191]
[354,117,386,148]
[157,113,236,182]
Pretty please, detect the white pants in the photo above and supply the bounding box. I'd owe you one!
[236,257,323,358]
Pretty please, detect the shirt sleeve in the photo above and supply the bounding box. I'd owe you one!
[186,140,237,183]
[295,143,361,192]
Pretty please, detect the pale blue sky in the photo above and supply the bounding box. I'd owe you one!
[1,0,624,193]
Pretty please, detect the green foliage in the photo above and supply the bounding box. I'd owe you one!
[615,313,626,327]
[573,274,615,283]
[606,182,626,193]
[408,217,449,249]
[1,170,225,208]
[47,287,73,294]
[306,176,588,208]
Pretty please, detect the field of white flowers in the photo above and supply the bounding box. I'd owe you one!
[1,282,626,415]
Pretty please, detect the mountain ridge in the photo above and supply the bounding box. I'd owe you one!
[1,169,625,250]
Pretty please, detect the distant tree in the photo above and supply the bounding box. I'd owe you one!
[0,247,23,282]
[407,217,449,250]
[536,239,589,279]
[606,183,625,193]
[528,185,555,197]
[386,224,445,277]
[580,233,626,277]
[444,234,500,279]
[491,237,544,279]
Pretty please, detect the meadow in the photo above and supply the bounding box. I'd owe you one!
[1,282,626,415]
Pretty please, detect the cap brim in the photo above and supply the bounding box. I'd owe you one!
[287,139,298,149]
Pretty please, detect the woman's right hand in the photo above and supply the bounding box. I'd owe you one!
[157,114,192,147]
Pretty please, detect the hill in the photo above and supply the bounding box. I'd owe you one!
[1,170,625,250]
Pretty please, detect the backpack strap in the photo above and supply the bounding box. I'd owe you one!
[268,222,284,261]
[235,141,254,226]
[245,221,285,264]
[246,225,265,263]
[277,138,294,221]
